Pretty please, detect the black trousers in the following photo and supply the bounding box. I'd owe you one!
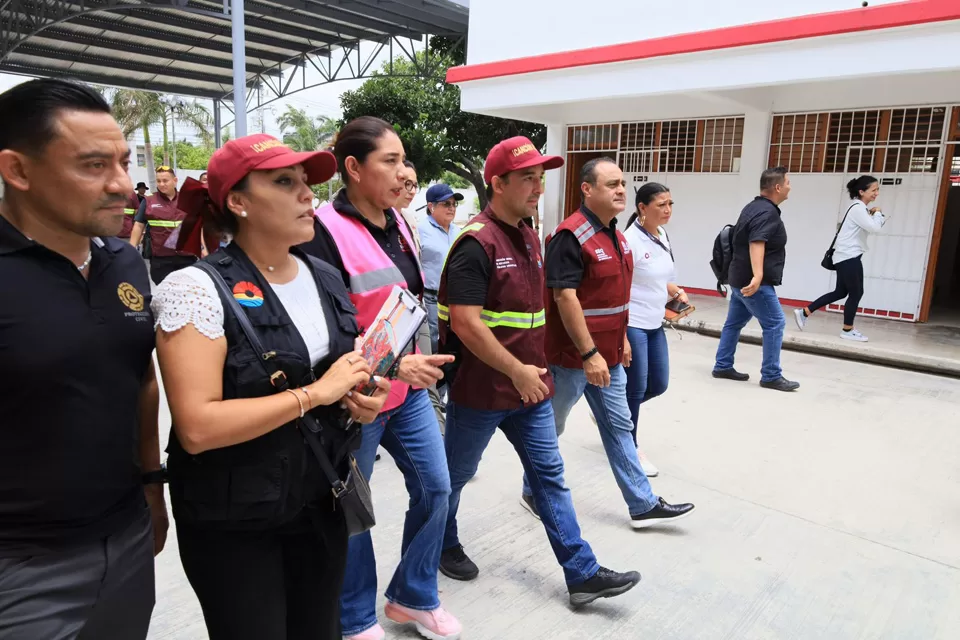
[809,254,864,326]
[176,508,348,640]
[148,255,198,286]
[0,508,155,640]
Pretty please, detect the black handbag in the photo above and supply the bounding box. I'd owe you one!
[195,262,376,537]
[821,203,856,271]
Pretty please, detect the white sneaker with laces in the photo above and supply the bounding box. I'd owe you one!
[840,328,868,342]
[793,308,806,331]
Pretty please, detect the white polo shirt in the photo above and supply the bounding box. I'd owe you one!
[624,222,675,330]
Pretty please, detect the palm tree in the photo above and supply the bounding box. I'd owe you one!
[277,105,338,151]
[110,90,213,188]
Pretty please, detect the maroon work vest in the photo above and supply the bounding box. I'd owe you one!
[143,191,191,258]
[118,193,140,239]
[544,209,633,369]
[438,207,553,411]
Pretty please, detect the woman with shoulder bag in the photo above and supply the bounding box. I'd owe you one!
[151,134,390,640]
[622,183,686,478]
[796,175,887,342]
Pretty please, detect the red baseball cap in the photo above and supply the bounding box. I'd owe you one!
[483,136,564,184]
[206,133,338,210]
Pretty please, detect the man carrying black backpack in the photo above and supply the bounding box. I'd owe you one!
[711,167,799,392]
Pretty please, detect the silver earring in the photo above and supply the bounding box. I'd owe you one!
[239,210,248,218]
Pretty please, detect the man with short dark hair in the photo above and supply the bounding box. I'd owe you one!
[713,166,799,391]
[539,156,695,528]
[130,165,200,284]
[437,137,640,607]
[0,78,165,639]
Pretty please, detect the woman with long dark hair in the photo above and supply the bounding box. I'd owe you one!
[301,116,461,640]
[622,183,685,477]
[151,134,390,639]
[796,175,887,342]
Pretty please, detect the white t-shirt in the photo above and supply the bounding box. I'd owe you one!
[832,200,887,264]
[624,223,675,330]
[151,257,331,366]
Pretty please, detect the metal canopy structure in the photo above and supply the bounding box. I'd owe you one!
[0,0,468,137]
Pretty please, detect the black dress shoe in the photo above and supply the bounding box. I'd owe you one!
[630,498,696,529]
[440,545,479,581]
[568,567,641,606]
[712,368,750,381]
[760,377,800,392]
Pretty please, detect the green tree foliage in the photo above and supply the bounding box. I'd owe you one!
[339,37,545,209]
[153,141,214,171]
[277,105,339,151]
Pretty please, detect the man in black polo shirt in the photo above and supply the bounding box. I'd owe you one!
[0,79,166,639]
[712,166,799,392]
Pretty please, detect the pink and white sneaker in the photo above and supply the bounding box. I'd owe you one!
[384,602,462,640]
[344,623,385,640]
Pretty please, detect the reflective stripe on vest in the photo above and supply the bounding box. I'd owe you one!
[582,303,630,317]
[437,303,545,329]
[572,219,597,246]
[350,265,405,294]
[123,208,136,216]
[147,219,182,228]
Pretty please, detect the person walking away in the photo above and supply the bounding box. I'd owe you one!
[419,183,463,354]
[299,116,460,640]
[129,166,201,285]
[437,137,641,606]
[0,79,166,640]
[538,157,694,528]
[713,167,799,391]
[622,182,686,478]
[795,175,887,342]
[152,134,390,640]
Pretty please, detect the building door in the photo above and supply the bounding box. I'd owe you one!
[829,143,945,321]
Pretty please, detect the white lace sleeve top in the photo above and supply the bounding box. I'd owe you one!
[151,257,331,366]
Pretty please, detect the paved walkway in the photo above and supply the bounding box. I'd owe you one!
[148,335,960,639]
[676,294,960,377]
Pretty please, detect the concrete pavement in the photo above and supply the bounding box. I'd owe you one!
[676,293,960,378]
[147,333,960,639]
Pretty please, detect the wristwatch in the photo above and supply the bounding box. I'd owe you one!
[580,347,599,362]
[142,463,168,485]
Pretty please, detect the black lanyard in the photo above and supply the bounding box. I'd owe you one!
[635,221,673,262]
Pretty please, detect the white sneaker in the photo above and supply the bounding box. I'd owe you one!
[793,308,807,331]
[840,328,868,342]
[638,452,659,477]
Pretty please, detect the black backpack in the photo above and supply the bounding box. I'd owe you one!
[709,224,735,296]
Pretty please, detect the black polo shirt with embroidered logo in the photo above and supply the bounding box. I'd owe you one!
[0,215,155,557]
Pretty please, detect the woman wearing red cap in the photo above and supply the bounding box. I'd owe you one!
[300,116,461,640]
[151,134,390,640]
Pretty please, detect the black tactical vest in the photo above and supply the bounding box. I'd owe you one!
[167,242,360,531]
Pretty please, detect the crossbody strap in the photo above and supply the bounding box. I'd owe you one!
[193,261,350,496]
[829,203,858,251]
[636,221,674,262]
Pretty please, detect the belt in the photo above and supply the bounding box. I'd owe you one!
[424,288,439,296]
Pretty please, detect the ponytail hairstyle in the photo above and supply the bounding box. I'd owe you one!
[846,175,878,200]
[626,181,670,228]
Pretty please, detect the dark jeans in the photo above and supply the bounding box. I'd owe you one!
[0,508,155,640]
[809,255,864,326]
[149,255,198,286]
[714,285,785,383]
[177,510,348,640]
[624,326,670,446]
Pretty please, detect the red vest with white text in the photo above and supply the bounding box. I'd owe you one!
[544,209,633,369]
[144,191,191,258]
[315,203,423,412]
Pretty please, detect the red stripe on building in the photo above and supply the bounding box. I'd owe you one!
[447,0,960,84]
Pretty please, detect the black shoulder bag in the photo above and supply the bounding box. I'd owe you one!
[821,203,857,271]
[194,262,375,537]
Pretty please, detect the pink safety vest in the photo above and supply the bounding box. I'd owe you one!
[315,203,423,412]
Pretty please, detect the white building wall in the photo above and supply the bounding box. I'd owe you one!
[466,0,905,65]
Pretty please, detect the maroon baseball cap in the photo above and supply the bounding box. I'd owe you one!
[206,133,338,210]
[483,136,564,184]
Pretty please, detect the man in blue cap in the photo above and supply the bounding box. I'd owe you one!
[419,183,464,353]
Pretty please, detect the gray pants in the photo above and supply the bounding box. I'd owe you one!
[417,317,446,434]
[0,508,155,640]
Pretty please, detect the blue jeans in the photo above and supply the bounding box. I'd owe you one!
[340,389,451,636]
[443,400,600,586]
[524,365,659,517]
[423,291,439,355]
[624,326,670,446]
[714,285,785,382]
